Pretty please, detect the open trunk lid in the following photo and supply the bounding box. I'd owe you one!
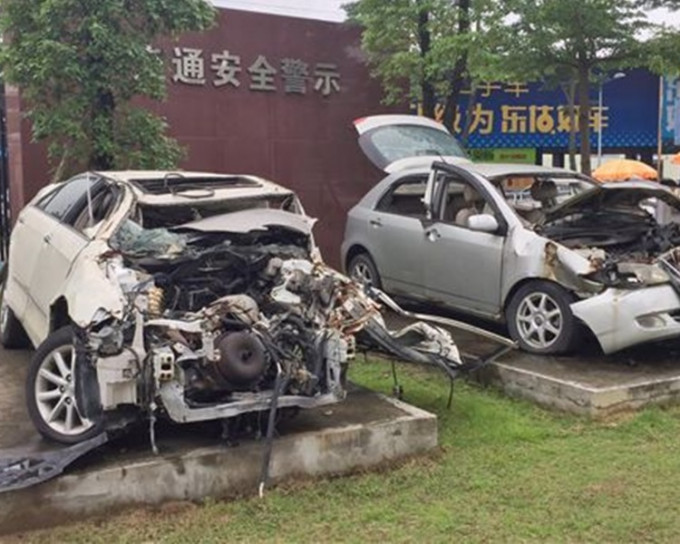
[353,114,470,173]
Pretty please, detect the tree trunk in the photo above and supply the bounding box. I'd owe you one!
[560,78,578,171]
[442,0,470,130]
[90,89,116,170]
[461,81,477,147]
[577,62,591,175]
[417,6,436,118]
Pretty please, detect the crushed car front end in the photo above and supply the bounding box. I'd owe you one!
[32,172,474,446]
[534,181,680,353]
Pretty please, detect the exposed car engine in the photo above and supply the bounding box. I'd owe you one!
[536,195,680,289]
[75,216,464,442]
[539,210,680,263]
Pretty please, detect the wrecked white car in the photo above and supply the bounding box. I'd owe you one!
[342,116,680,355]
[0,171,509,446]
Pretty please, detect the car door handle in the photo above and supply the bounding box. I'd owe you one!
[369,218,383,228]
[425,227,441,242]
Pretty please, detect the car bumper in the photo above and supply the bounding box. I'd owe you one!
[571,284,680,354]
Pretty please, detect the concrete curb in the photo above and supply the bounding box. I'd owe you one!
[474,361,680,417]
[0,391,437,535]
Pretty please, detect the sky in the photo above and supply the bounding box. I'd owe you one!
[212,0,346,21]
[212,0,680,26]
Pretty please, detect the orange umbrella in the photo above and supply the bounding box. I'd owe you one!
[592,159,658,182]
[671,152,680,165]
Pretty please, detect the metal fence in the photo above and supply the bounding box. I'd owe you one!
[0,84,10,262]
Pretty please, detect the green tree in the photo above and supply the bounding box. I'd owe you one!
[0,0,215,178]
[508,0,680,175]
[344,0,510,132]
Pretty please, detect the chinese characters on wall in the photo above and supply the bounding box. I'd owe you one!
[169,47,341,97]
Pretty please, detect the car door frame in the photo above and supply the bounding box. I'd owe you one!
[359,172,432,299]
[22,174,111,344]
[421,162,513,318]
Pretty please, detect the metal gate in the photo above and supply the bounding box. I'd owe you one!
[0,83,10,262]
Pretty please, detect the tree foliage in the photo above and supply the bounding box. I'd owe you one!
[344,0,511,131]
[0,0,215,177]
[507,0,680,174]
[348,0,680,174]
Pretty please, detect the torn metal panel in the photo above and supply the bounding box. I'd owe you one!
[0,433,108,493]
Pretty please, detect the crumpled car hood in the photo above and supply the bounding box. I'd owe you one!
[175,208,316,235]
[546,181,677,222]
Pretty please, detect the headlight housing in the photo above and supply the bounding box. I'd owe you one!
[616,263,670,286]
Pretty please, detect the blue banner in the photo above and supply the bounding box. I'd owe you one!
[437,69,659,150]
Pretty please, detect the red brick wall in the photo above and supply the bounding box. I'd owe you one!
[7,9,398,266]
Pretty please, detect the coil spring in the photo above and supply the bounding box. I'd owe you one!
[148,286,165,317]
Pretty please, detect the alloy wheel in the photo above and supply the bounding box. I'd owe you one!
[351,261,375,286]
[34,345,93,436]
[515,292,563,350]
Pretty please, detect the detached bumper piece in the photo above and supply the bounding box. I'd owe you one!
[0,433,108,493]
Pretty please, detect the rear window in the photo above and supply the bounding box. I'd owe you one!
[376,178,427,217]
[131,176,260,195]
[360,125,466,170]
[36,175,100,222]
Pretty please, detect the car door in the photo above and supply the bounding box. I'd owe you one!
[363,176,429,298]
[5,186,63,326]
[421,172,505,317]
[22,174,105,343]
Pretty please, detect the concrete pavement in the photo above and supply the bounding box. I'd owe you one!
[0,347,35,449]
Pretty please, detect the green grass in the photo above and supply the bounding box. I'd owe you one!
[9,359,680,543]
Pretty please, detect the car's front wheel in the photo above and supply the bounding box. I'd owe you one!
[26,327,102,444]
[348,252,382,289]
[506,280,581,354]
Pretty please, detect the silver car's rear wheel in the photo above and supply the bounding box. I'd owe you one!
[506,280,580,354]
[515,292,562,350]
[27,327,101,443]
[348,253,382,289]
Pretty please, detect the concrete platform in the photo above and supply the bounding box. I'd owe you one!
[398,312,680,418]
[472,351,680,417]
[0,387,437,535]
[381,308,680,417]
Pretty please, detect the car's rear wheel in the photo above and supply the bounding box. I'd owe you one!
[506,280,580,354]
[26,326,102,443]
[348,252,382,289]
[0,275,28,349]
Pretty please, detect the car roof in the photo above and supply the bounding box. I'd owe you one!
[95,170,294,206]
[462,163,584,179]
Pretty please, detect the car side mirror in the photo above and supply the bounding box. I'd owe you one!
[467,213,499,233]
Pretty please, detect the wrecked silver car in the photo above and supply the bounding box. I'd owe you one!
[343,132,680,355]
[0,171,508,447]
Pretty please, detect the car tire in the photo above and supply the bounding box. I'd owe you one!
[506,280,581,354]
[0,277,29,349]
[348,252,382,289]
[26,326,102,444]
